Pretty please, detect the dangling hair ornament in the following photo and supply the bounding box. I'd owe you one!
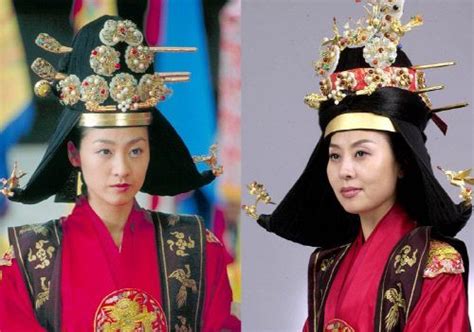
[437,166,474,206]
[0,162,26,198]
[241,182,276,220]
[192,144,224,177]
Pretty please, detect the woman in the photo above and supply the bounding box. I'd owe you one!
[245,1,471,331]
[0,16,238,331]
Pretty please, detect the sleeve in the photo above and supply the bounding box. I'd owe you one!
[404,273,469,331]
[202,230,241,332]
[0,258,46,331]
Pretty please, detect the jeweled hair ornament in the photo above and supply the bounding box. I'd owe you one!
[304,0,468,135]
[31,19,196,120]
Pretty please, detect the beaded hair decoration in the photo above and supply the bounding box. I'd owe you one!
[31,19,195,113]
[303,0,468,121]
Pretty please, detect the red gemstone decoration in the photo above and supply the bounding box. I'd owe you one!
[83,81,89,86]
[92,50,98,56]
[160,96,165,101]
[100,89,106,94]
[131,48,138,55]
[115,63,121,69]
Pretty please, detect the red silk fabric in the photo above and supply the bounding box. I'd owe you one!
[0,198,236,331]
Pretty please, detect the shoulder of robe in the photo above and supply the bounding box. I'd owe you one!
[423,240,464,278]
[0,245,14,268]
[205,229,223,247]
[0,246,15,283]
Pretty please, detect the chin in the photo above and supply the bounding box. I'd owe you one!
[337,198,368,215]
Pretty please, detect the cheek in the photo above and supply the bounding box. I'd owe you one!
[79,153,109,183]
[326,163,339,191]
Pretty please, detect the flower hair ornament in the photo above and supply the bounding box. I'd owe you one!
[32,19,195,119]
[304,0,468,136]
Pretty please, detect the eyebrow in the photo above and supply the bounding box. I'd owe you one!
[93,137,147,145]
[329,139,376,149]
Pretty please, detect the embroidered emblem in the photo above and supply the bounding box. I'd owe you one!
[325,318,355,332]
[0,246,14,267]
[424,240,464,278]
[321,256,335,272]
[175,315,192,332]
[167,232,195,257]
[393,245,418,274]
[94,288,167,332]
[205,229,222,246]
[167,215,180,226]
[35,277,50,309]
[19,224,49,236]
[28,240,55,270]
[384,283,406,331]
[168,265,198,308]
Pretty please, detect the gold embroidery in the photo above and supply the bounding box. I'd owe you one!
[205,229,222,246]
[175,315,192,332]
[393,245,418,274]
[325,318,355,332]
[424,240,464,278]
[35,277,50,309]
[384,283,406,331]
[167,232,195,257]
[167,215,179,226]
[321,257,335,272]
[19,224,49,236]
[94,288,167,331]
[28,240,55,269]
[0,246,14,267]
[168,265,197,308]
[102,298,157,331]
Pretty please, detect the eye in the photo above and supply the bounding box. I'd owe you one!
[329,153,340,161]
[355,150,368,158]
[130,147,143,157]
[97,149,112,156]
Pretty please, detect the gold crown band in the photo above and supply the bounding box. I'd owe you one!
[324,112,396,138]
[79,112,152,127]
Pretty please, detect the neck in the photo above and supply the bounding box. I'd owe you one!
[87,196,134,247]
[359,200,396,241]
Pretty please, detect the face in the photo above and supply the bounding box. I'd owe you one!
[326,130,401,219]
[67,127,150,208]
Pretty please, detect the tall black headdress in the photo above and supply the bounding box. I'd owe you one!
[1,15,222,204]
[243,1,472,248]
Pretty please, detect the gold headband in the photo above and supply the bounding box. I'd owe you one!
[79,112,152,127]
[324,112,396,138]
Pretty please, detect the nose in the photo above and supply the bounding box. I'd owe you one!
[338,156,355,180]
[112,153,131,179]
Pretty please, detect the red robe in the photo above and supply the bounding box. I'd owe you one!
[0,198,238,331]
[303,203,469,331]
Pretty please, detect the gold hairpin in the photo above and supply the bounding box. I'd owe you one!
[241,181,275,220]
[0,162,26,198]
[431,102,469,113]
[36,33,197,54]
[415,85,444,94]
[31,58,66,81]
[437,166,474,206]
[35,33,73,53]
[192,144,223,177]
[411,62,455,70]
[158,72,191,82]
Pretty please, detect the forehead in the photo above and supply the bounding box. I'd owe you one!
[81,127,149,143]
[329,130,390,147]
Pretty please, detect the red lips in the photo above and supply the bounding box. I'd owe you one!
[111,183,131,192]
[340,187,361,198]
